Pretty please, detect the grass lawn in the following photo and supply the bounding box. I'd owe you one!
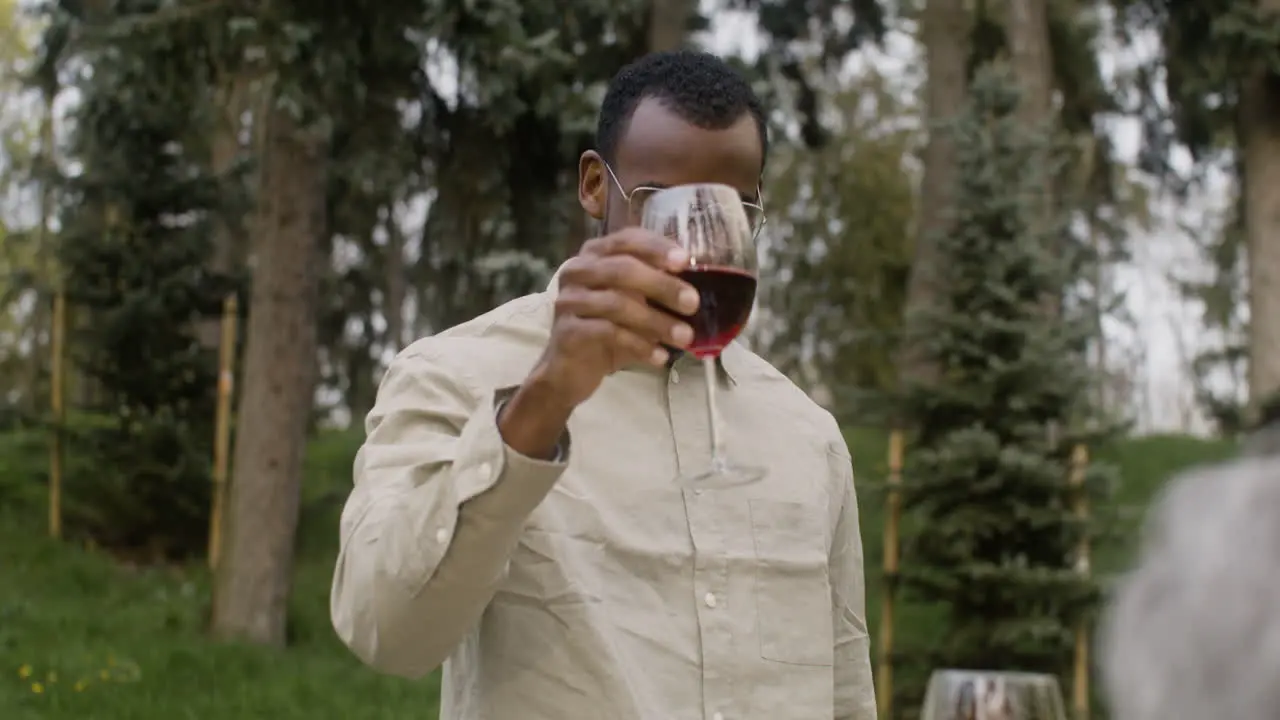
[0,428,1236,718]
[0,431,441,719]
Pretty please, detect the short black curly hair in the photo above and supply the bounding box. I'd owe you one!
[596,50,769,171]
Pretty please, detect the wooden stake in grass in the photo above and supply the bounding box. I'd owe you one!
[208,293,238,571]
[1069,442,1090,720]
[48,289,66,539]
[39,78,62,540]
[878,428,905,719]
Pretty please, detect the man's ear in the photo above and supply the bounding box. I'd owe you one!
[579,150,606,221]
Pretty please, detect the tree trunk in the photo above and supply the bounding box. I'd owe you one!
[1003,0,1059,317]
[648,0,695,52]
[210,104,328,646]
[345,337,377,423]
[900,0,970,390]
[210,73,252,277]
[1004,0,1053,125]
[384,217,406,351]
[1241,0,1280,409]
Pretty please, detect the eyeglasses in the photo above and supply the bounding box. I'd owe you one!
[604,162,766,239]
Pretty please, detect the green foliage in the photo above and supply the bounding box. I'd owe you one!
[0,428,46,511]
[46,0,234,560]
[27,0,910,433]
[757,68,915,419]
[730,0,888,147]
[892,64,1120,714]
[1112,0,1280,176]
[409,0,657,333]
[1110,0,1278,426]
[0,4,50,417]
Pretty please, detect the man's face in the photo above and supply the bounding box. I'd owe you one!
[579,96,764,235]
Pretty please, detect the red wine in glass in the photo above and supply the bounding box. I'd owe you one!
[678,265,757,359]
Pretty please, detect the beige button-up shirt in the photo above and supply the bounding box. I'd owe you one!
[331,275,876,720]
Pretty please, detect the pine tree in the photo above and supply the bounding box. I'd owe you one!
[46,3,236,560]
[895,63,1119,710]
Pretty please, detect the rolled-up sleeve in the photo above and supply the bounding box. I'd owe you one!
[330,349,569,679]
[828,441,877,720]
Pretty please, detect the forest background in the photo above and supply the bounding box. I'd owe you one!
[0,0,1271,717]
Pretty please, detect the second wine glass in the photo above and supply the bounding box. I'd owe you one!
[920,670,1068,720]
[641,183,764,489]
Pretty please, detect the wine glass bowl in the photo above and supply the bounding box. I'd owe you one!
[640,183,765,489]
[642,184,760,360]
[642,184,760,271]
[920,670,1068,720]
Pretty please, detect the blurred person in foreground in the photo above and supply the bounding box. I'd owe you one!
[329,50,875,720]
[1099,397,1280,720]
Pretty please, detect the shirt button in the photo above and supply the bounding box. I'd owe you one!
[704,592,717,608]
[434,528,449,544]
[477,462,493,481]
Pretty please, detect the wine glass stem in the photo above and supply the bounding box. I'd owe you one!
[703,358,726,473]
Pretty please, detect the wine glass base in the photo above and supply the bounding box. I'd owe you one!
[675,462,765,490]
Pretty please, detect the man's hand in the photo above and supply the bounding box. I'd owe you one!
[499,228,699,458]
[540,228,700,405]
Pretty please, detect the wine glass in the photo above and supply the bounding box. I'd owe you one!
[920,670,1068,720]
[640,183,765,489]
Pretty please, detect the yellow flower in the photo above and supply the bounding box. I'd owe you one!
[99,669,109,680]
[31,682,43,694]
[18,664,32,679]
[46,671,57,683]
[74,680,88,692]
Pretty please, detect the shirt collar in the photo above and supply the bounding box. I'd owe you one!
[544,263,741,384]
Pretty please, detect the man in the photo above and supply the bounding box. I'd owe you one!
[1098,399,1280,720]
[331,50,876,720]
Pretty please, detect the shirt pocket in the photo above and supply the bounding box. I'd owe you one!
[748,498,835,667]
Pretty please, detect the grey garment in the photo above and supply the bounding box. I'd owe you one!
[329,271,877,720]
[1241,420,1280,457]
[1241,391,1280,456]
[1098,455,1280,720]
